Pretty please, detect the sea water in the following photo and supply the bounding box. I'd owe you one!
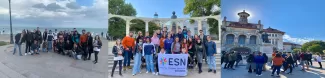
[0,26,108,36]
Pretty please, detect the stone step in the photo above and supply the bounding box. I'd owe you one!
[0,62,26,78]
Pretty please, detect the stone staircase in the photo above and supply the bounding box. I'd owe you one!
[108,53,221,73]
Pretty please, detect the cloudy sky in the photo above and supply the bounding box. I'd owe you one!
[0,0,107,28]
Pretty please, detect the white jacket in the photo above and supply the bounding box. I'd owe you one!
[316,56,322,62]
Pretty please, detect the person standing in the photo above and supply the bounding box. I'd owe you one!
[92,35,102,64]
[254,52,265,76]
[171,37,181,54]
[151,32,160,54]
[42,29,48,52]
[247,52,256,73]
[284,53,294,74]
[136,31,144,44]
[122,32,135,71]
[271,54,285,77]
[199,30,208,64]
[80,30,88,60]
[72,31,80,44]
[315,53,323,69]
[262,53,268,71]
[87,32,93,60]
[223,53,229,69]
[164,33,173,54]
[235,52,243,67]
[301,52,310,71]
[195,38,204,74]
[46,30,54,52]
[111,39,123,77]
[13,30,25,56]
[205,35,217,73]
[176,29,183,42]
[53,29,58,52]
[142,37,156,75]
[132,39,143,76]
[307,52,313,66]
[25,30,33,55]
[188,37,196,69]
[227,52,236,70]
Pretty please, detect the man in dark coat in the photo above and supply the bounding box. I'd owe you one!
[13,30,26,56]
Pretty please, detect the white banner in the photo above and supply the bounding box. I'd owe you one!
[158,54,188,76]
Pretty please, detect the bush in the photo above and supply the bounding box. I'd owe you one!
[0,41,8,46]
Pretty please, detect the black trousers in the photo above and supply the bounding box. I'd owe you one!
[224,62,229,68]
[318,62,323,68]
[88,47,93,59]
[156,57,159,72]
[94,51,99,62]
[308,59,313,65]
[111,60,122,76]
[25,41,31,53]
[82,46,88,60]
[227,61,235,68]
[284,64,293,73]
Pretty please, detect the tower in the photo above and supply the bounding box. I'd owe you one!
[238,10,250,24]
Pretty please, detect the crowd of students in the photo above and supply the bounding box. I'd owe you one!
[12,27,103,64]
[111,26,217,77]
[221,50,323,77]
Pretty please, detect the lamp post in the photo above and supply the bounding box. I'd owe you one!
[9,0,14,44]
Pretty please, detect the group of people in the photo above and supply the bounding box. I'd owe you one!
[111,26,217,77]
[12,27,103,64]
[222,50,323,77]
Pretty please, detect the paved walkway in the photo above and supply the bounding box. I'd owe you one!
[0,39,109,78]
[107,44,222,78]
[221,62,325,78]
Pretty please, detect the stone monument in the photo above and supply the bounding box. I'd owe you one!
[171,11,177,33]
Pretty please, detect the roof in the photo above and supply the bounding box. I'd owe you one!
[283,42,301,46]
[226,21,259,29]
[263,27,285,34]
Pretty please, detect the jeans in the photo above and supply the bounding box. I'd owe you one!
[13,44,22,56]
[94,51,99,62]
[256,63,263,75]
[145,55,154,72]
[132,53,142,74]
[47,41,52,51]
[272,65,281,75]
[111,60,122,76]
[123,49,131,67]
[165,49,171,54]
[207,56,216,70]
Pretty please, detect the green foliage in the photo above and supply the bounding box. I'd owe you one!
[301,41,325,54]
[293,48,301,53]
[183,0,221,36]
[108,0,137,38]
[130,19,160,35]
[0,41,8,46]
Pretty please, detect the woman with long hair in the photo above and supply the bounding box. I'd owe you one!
[92,35,102,64]
[195,38,204,74]
[188,37,196,69]
[283,53,294,74]
[132,39,144,76]
[142,37,156,74]
[316,53,323,69]
[262,53,268,71]
[111,39,123,77]
[271,54,285,77]
[171,37,181,54]
[164,33,173,54]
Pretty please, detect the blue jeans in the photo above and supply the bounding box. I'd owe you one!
[13,44,22,56]
[123,49,131,67]
[165,49,171,54]
[256,63,263,75]
[132,53,142,74]
[47,41,52,51]
[207,56,216,70]
[272,65,281,75]
[145,55,154,72]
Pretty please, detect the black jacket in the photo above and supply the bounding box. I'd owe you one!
[26,33,34,43]
[112,45,123,57]
[14,33,25,45]
[87,36,93,48]
[286,56,294,64]
[247,54,255,63]
[43,31,47,41]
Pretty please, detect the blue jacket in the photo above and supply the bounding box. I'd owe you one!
[254,55,265,64]
[164,38,174,50]
[142,43,156,56]
[205,41,216,56]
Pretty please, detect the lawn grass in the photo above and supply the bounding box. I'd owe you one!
[0,41,8,46]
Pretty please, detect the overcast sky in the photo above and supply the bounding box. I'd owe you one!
[0,0,108,28]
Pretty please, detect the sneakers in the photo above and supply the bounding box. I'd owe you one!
[146,71,149,73]
[132,74,135,76]
[128,66,132,69]
[208,69,212,72]
[276,75,280,77]
[155,72,159,75]
[123,66,126,71]
[214,70,216,74]
[152,72,155,75]
[24,53,27,56]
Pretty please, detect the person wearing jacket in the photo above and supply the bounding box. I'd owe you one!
[188,37,196,69]
[13,30,26,56]
[122,32,135,70]
[254,52,265,76]
[132,39,143,76]
[92,35,102,64]
[283,53,294,74]
[247,52,256,73]
[223,53,229,69]
[56,39,65,55]
[227,52,237,70]
[111,39,123,77]
[164,33,173,54]
[35,27,42,51]
[171,37,181,54]
[205,35,217,74]
[262,53,268,71]
[142,37,156,75]
[72,31,80,44]
[195,38,204,74]
[25,30,33,55]
[272,54,285,77]
[87,32,93,60]
[315,53,323,69]
[235,52,243,67]
[80,30,88,60]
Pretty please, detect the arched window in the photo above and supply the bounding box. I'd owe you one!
[226,34,235,44]
[249,35,257,44]
[238,35,246,44]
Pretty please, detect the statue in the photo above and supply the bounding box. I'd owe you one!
[261,32,270,43]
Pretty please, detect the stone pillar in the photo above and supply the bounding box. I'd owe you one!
[126,20,130,36]
[145,21,149,32]
[197,20,202,34]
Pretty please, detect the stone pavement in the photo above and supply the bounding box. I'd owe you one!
[0,39,109,78]
[108,41,221,78]
[221,62,325,78]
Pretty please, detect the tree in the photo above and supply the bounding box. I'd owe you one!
[108,0,137,39]
[293,48,301,53]
[301,41,325,52]
[130,19,160,35]
[307,44,323,54]
[183,0,221,39]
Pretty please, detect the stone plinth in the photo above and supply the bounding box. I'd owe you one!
[261,43,273,55]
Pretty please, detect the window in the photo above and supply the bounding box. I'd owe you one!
[226,34,235,44]
[249,35,257,44]
[238,35,246,45]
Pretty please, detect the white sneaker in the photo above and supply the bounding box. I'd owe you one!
[146,71,149,73]
[132,74,135,76]
[152,72,155,75]
[155,72,159,75]
[139,72,142,74]
[28,52,31,55]
[24,53,27,55]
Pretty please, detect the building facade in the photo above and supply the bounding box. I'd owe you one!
[283,42,302,52]
[221,10,285,55]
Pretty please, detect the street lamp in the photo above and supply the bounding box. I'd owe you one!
[8,0,14,44]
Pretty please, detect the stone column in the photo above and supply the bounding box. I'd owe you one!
[145,21,149,32]
[126,20,130,36]
[197,20,202,34]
